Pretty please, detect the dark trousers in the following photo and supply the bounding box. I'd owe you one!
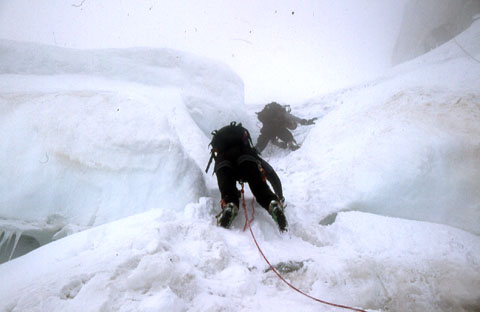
[255,124,295,152]
[215,153,277,209]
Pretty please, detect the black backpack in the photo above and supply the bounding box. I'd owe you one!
[256,102,287,123]
[209,122,254,153]
[205,122,256,173]
[205,122,285,202]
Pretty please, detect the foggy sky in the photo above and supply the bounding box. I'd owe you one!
[0,0,406,103]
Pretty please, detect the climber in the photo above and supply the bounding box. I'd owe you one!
[205,121,288,232]
[255,102,316,152]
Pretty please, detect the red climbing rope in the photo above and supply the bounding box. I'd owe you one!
[240,184,256,232]
[239,185,366,312]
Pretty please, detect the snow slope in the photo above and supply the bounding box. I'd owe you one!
[1,207,479,312]
[281,19,480,235]
[0,19,480,312]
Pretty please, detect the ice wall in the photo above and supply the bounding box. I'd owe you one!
[0,219,64,263]
[392,0,480,64]
[0,40,249,230]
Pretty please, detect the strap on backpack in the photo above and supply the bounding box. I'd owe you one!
[205,149,215,174]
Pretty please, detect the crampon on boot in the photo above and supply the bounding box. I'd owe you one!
[216,202,238,228]
[287,142,300,151]
[269,200,288,232]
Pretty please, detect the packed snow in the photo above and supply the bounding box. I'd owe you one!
[1,14,480,312]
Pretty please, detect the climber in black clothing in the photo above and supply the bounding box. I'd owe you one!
[255,102,316,152]
[205,122,288,232]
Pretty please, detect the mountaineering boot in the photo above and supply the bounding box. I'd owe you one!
[272,139,287,149]
[216,202,238,228]
[269,200,288,232]
[287,142,300,151]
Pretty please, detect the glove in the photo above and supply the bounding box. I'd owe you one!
[306,118,317,125]
[301,118,317,125]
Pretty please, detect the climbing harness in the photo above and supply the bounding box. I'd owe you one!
[239,184,367,312]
